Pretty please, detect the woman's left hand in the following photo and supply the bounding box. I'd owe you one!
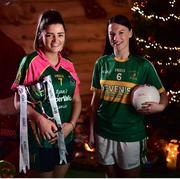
[62,122,74,138]
[48,122,74,144]
[137,102,166,115]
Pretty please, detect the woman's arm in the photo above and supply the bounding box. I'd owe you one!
[159,92,169,111]
[88,91,101,148]
[70,92,82,127]
[0,96,17,116]
[62,92,82,138]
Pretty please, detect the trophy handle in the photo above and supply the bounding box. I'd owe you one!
[25,86,35,103]
[27,99,54,122]
[38,101,54,121]
[27,100,36,108]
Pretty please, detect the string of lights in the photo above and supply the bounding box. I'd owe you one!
[131,0,180,103]
[131,0,180,21]
[136,37,180,51]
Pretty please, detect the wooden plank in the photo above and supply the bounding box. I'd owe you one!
[69,52,101,63]
[97,0,132,18]
[67,39,104,53]
[66,23,106,40]
[75,64,94,73]
[18,1,85,18]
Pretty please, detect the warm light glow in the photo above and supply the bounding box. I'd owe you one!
[165,139,179,169]
[84,143,95,152]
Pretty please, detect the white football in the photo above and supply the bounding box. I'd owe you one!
[131,85,160,110]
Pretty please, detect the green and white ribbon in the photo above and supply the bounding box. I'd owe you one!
[44,75,67,164]
[18,85,30,173]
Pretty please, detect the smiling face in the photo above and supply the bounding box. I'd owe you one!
[41,23,65,54]
[108,23,132,54]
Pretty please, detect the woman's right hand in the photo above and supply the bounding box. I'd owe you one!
[27,105,58,141]
[36,115,58,141]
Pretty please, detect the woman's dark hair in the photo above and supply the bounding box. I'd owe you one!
[34,9,66,50]
[103,14,139,56]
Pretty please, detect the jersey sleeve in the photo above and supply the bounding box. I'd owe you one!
[11,55,28,91]
[145,60,166,93]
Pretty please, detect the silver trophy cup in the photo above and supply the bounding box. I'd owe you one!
[25,76,53,120]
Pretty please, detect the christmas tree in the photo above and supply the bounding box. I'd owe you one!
[131,0,180,170]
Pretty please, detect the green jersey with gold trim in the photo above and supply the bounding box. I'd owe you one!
[91,54,165,142]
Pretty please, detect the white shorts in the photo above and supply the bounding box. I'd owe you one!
[95,134,147,170]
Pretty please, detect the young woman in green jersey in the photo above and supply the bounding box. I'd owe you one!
[12,10,81,177]
[89,14,168,177]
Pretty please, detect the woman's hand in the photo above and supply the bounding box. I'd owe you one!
[62,122,74,138]
[36,115,58,140]
[137,101,166,115]
[137,92,168,115]
[48,122,74,144]
[27,104,58,141]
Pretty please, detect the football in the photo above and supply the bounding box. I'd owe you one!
[131,84,160,110]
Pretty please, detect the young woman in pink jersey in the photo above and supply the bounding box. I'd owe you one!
[12,10,81,177]
[89,14,168,177]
